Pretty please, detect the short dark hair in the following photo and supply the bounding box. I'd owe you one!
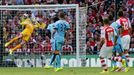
[103,18,109,24]
[118,11,124,17]
[53,16,59,22]
[108,15,114,21]
[59,11,65,19]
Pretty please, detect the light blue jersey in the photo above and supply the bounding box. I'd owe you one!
[47,23,55,38]
[53,20,70,51]
[111,22,122,44]
[111,22,123,53]
[54,20,70,42]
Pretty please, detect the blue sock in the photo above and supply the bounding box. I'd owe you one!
[56,54,61,68]
[49,54,56,66]
[54,61,57,68]
[121,55,128,67]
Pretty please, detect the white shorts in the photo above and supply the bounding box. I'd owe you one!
[99,43,113,58]
[121,35,131,50]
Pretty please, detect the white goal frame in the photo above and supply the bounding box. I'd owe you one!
[0,4,80,66]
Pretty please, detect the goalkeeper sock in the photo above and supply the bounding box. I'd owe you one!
[11,44,21,51]
[49,54,56,65]
[56,54,61,68]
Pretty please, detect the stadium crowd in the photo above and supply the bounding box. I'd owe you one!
[1,0,134,55]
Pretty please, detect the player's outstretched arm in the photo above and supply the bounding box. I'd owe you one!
[34,22,40,29]
[33,21,46,29]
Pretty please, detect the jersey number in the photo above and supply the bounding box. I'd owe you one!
[122,22,128,30]
[107,31,113,41]
[60,24,66,31]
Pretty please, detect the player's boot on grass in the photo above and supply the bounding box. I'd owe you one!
[44,65,53,69]
[9,49,13,55]
[54,67,63,72]
[5,42,10,47]
[100,70,109,74]
[121,59,130,72]
[111,66,119,72]
[125,67,130,72]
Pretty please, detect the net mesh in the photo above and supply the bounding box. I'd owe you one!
[0,4,87,67]
[79,7,87,58]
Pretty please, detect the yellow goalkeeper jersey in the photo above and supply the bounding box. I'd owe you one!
[20,18,34,34]
[20,18,34,41]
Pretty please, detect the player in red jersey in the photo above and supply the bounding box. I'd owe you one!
[99,18,117,73]
[116,11,132,71]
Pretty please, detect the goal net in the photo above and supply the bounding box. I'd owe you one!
[0,4,87,67]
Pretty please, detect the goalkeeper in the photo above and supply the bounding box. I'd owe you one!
[5,13,46,55]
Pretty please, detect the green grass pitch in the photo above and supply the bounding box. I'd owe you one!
[0,67,134,75]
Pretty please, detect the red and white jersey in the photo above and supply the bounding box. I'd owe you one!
[101,26,116,47]
[116,17,131,36]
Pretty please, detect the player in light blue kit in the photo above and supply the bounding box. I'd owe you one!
[44,17,59,69]
[52,12,70,72]
[110,17,128,72]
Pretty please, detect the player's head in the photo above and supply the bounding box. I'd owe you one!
[118,11,124,17]
[108,15,114,21]
[103,18,109,25]
[58,11,65,19]
[53,16,59,22]
[23,13,29,19]
[108,15,114,24]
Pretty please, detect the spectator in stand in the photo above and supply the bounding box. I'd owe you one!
[15,0,24,5]
[62,40,73,55]
[24,0,32,5]
[42,36,51,53]
[86,39,93,54]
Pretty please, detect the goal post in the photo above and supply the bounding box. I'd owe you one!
[0,4,87,67]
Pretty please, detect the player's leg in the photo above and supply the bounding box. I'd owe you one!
[124,35,130,66]
[49,40,56,66]
[111,53,126,67]
[49,53,56,66]
[99,44,110,73]
[121,35,131,72]
[111,54,126,72]
[44,39,56,68]
[124,50,130,72]
[9,39,26,55]
[9,33,30,55]
[5,33,22,47]
[54,41,63,72]
[111,49,119,72]
[124,50,130,67]
[44,53,56,69]
[111,47,117,67]
[111,44,127,68]
[100,57,108,73]
[118,44,128,68]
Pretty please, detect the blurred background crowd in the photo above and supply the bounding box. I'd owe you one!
[1,0,134,55]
